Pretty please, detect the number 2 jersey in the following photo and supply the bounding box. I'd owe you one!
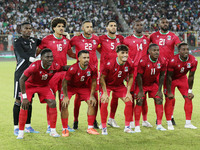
[167,54,198,80]
[38,34,71,66]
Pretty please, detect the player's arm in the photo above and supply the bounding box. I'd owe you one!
[36,47,42,56]
[136,73,144,102]
[96,44,102,54]
[100,74,109,103]
[67,49,76,59]
[62,78,70,107]
[19,73,29,110]
[89,79,97,106]
[156,71,165,99]
[187,71,196,100]
[62,65,71,71]
[125,73,133,102]
[166,70,174,99]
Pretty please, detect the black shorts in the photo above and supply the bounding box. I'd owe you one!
[14,70,23,100]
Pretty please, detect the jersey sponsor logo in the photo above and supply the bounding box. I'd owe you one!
[115,68,117,71]
[171,59,174,62]
[63,39,67,44]
[40,71,42,74]
[147,64,150,67]
[82,40,85,42]
[167,36,171,40]
[143,39,146,44]
[32,64,35,67]
[133,41,135,43]
[187,63,191,68]
[178,65,180,67]
[125,66,128,72]
[107,62,110,65]
[140,59,143,62]
[70,67,73,70]
[157,35,159,38]
[106,39,109,42]
[157,63,161,69]
[78,73,80,76]
[87,71,91,76]
[93,40,96,45]
[53,41,55,43]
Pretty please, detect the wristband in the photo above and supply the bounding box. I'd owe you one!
[29,57,35,62]
[22,93,27,99]
[188,89,192,94]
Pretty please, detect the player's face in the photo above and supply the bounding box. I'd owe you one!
[149,46,159,59]
[42,52,54,67]
[179,45,189,59]
[159,19,169,32]
[106,22,117,34]
[53,23,65,35]
[134,22,143,33]
[78,53,90,67]
[21,24,32,37]
[82,22,93,35]
[117,51,128,62]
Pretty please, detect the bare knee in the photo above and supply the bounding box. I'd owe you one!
[47,99,56,108]
[155,98,163,105]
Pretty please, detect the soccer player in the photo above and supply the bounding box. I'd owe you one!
[70,20,100,129]
[165,43,198,130]
[100,45,134,135]
[99,20,124,128]
[17,49,69,139]
[61,50,99,135]
[123,19,152,128]
[150,17,181,125]
[37,17,76,132]
[13,22,40,136]
[134,44,166,132]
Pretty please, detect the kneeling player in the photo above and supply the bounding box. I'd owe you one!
[165,43,198,130]
[17,49,68,139]
[134,44,166,132]
[61,50,99,135]
[100,45,134,135]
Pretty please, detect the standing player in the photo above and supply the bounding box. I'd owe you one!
[150,17,181,125]
[37,17,76,132]
[70,20,100,129]
[99,20,124,128]
[13,22,40,136]
[17,49,69,139]
[134,44,166,132]
[123,19,152,128]
[165,43,198,130]
[61,50,99,135]
[100,45,134,135]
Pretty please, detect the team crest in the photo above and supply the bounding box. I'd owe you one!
[93,40,96,45]
[167,36,171,40]
[157,63,161,69]
[87,71,91,76]
[63,39,67,44]
[124,67,128,72]
[116,38,120,43]
[143,39,146,44]
[187,63,191,68]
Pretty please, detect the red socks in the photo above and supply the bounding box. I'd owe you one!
[46,105,50,126]
[164,97,173,121]
[74,95,81,122]
[155,104,163,125]
[49,107,57,128]
[134,105,142,126]
[142,97,148,121]
[109,93,118,119]
[124,101,132,126]
[19,109,28,130]
[184,97,193,120]
[100,103,108,128]
[88,115,95,126]
[61,118,68,128]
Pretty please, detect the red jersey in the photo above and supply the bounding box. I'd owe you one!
[102,57,134,87]
[65,62,97,88]
[168,54,198,80]
[99,34,124,69]
[150,31,181,61]
[123,34,150,66]
[70,34,100,66]
[24,60,62,87]
[38,34,71,66]
[137,55,166,86]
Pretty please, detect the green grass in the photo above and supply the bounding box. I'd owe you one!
[0,59,200,150]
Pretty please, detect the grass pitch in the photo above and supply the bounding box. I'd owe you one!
[0,58,200,150]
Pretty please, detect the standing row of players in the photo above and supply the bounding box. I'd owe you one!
[13,17,198,139]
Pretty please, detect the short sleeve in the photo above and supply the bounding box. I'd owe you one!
[101,61,110,76]
[65,66,76,81]
[24,63,37,77]
[91,67,98,79]
[191,57,198,72]
[174,35,181,45]
[38,37,47,49]
[167,58,175,72]
[70,36,76,47]
[137,59,146,74]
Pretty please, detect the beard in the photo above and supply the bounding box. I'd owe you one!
[161,26,169,32]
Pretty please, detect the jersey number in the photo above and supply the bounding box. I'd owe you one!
[41,74,48,80]
[118,71,122,77]
[159,39,165,46]
[136,44,143,51]
[111,43,114,50]
[151,68,155,75]
[180,67,184,73]
[85,43,92,50]
[57,44,63,51]
[80,76,85,81]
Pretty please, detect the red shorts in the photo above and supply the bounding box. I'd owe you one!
[60,87,91,101]
[25,83,55,103]
[164,76,188,96]
[49,71,66,94]
[99,85,127,98]
[135,83,159,99]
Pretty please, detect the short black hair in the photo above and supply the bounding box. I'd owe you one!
[116,44,129,53]
[82,20,92,26]
[159,17,168,23]
[106,20,117,27]
[78,50,89,57]
[51,17,67,31]
[178,42,188,50]
[148,43,159,50]
[21,22,31,27]
[41,48,52,56]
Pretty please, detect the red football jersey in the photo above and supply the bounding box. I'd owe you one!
[102,57,134,87]
[38,34,71,66]
[99,34,124,70]
[24,60,62,87]
[123,34,150,66]
[137,55,166,86]
[65,62,97,88]
[150,31,181,61]
[168,54,198,80]
[70,34,100,67]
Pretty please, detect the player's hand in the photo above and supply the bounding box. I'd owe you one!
[188,93,194,100]
[22,98,30,110]
[101,93,109,103]
[63,32,70,39]
[167,93,174,99]
[89,96,97,107]
[155,91,163,99]
[62,96,70,108]
[137,91,144,102]
[75,32,81,36]
[125,92,133,102]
